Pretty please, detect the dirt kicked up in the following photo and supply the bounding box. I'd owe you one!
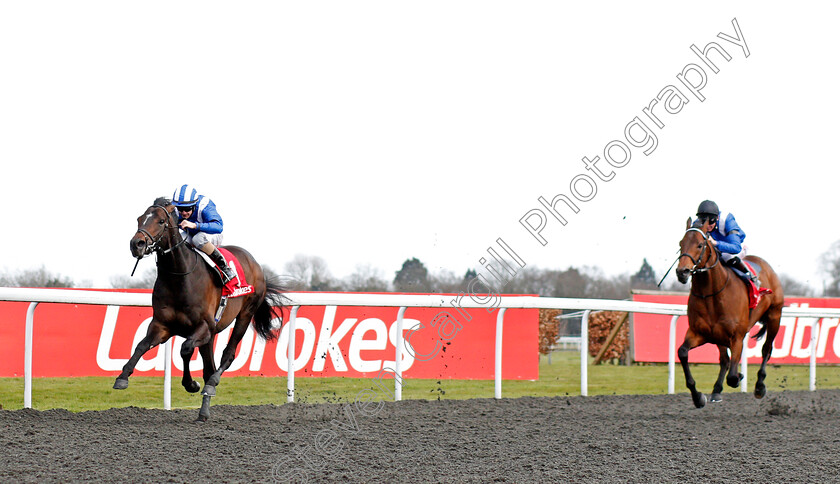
[1,390,838,483]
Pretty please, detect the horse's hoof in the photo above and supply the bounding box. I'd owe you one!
[113,378,129,390]
[195,414,208,423]
[201,385,216,397]
[726,373,743,388]
[754,385,767,399]
[184,381,200,393]
[693,393,707,408]
[710,393,723,403]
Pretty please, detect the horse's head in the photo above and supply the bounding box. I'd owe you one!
[130,197,179,259]
[675,217,716,284]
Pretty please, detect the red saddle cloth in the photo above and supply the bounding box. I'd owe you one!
[744,264,772,309]
[217,248,254,298]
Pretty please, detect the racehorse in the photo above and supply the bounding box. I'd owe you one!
[117,197,287,421]
[675,218,784,408]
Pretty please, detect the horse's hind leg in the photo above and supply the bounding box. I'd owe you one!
[197,343,216,422]
[678,329,707,408]
[755,315,781,399]
[202,308,256,397]
[113,322,168,390]
[726,336,745,388]
[710,345,730,403]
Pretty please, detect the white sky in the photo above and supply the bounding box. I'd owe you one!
[1,2,837,291]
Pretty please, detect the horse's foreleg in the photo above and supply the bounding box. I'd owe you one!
[113,323,168,390]
[710,345,730,403]
[678,330,707,408]
[726,336,745,388]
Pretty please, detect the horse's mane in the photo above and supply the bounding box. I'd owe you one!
[153,196,171,207]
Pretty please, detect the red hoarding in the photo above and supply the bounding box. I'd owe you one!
[0,290,538,380]
[632,293,840,364]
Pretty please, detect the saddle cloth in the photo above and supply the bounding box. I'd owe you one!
[196,248,254,298]
[741,261,772,309]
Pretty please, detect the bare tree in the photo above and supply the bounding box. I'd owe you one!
[110,268,157,289]
[284,254,337,291]
[0,266,75,288]
[820,240,840,297]
[343,264,391,292]
[778,273,817,297]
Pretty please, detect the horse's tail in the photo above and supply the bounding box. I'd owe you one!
[752,321,768,341]
[253,278,289,341]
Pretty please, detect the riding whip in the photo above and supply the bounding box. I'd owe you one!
[657,250,680,287]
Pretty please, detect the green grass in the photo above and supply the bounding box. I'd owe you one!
[2,351,840,412]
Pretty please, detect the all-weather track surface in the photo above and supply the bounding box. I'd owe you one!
[2,390,839,483]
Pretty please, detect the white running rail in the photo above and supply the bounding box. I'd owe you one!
[3,287,840,409]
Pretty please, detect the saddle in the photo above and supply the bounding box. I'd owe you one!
[728,260,772,309]
[194,247,255,322]
[194,247,254,297]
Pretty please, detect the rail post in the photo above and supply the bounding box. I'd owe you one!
[287,306,299,403]
[495,308,507,399]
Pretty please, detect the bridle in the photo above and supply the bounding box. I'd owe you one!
[133,204,197,275]
[134,205,185,257]
[679,227,720,275]
[679,226,729,299]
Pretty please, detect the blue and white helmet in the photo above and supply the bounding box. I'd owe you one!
[172,184,200,208]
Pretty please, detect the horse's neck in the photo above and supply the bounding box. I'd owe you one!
[692,249,727,290]
[155,230,193,274]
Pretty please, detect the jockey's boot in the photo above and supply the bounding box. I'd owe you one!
[727,256,759,288]
[205,245,235,284]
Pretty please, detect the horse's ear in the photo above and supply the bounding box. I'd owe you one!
[685,217,692,229]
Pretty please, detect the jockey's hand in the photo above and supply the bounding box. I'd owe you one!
[708,238,717,246]
[179,220,197,230]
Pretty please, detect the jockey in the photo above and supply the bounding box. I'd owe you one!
[172,184,235,284]
[695,200,759,287]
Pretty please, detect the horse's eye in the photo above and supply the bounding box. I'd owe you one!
[697,244,703,249]
[159,219,166,225]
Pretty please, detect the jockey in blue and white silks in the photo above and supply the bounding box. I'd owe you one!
[172,184,235,283]
[694,199,759,286]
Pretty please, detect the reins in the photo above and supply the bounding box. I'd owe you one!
[680,226,729,299]
[133,204,199,277]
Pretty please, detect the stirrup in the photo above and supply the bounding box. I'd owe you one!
[220,267,235,284]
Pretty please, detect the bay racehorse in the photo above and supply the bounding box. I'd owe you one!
[675,218,784,408]
[117,197,287,421]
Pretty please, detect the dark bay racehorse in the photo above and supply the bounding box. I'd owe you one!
[117,197,287,421]
[675,218,784,408]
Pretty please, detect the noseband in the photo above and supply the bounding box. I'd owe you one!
[134,205,185,258]
[679,227,720,275]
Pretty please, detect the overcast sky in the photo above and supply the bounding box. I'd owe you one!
[1,2,837,292]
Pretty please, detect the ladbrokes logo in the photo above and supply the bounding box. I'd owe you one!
[0,294,536,378]
[95,305,432,377]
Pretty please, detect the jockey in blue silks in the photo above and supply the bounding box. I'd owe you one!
[695,199,759,287]
[172,184,235,283]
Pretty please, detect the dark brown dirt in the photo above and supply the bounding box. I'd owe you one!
[2,390,839,483]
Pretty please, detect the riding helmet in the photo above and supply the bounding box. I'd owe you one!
[172,184,199,208]
[696,200,719,217]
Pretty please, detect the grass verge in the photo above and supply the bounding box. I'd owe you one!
[2,352,838,411]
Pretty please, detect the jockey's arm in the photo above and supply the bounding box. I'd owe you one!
[714,229,744,254]
[197,204,224,234]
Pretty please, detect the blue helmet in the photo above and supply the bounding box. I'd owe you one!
[172,184,199,208]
